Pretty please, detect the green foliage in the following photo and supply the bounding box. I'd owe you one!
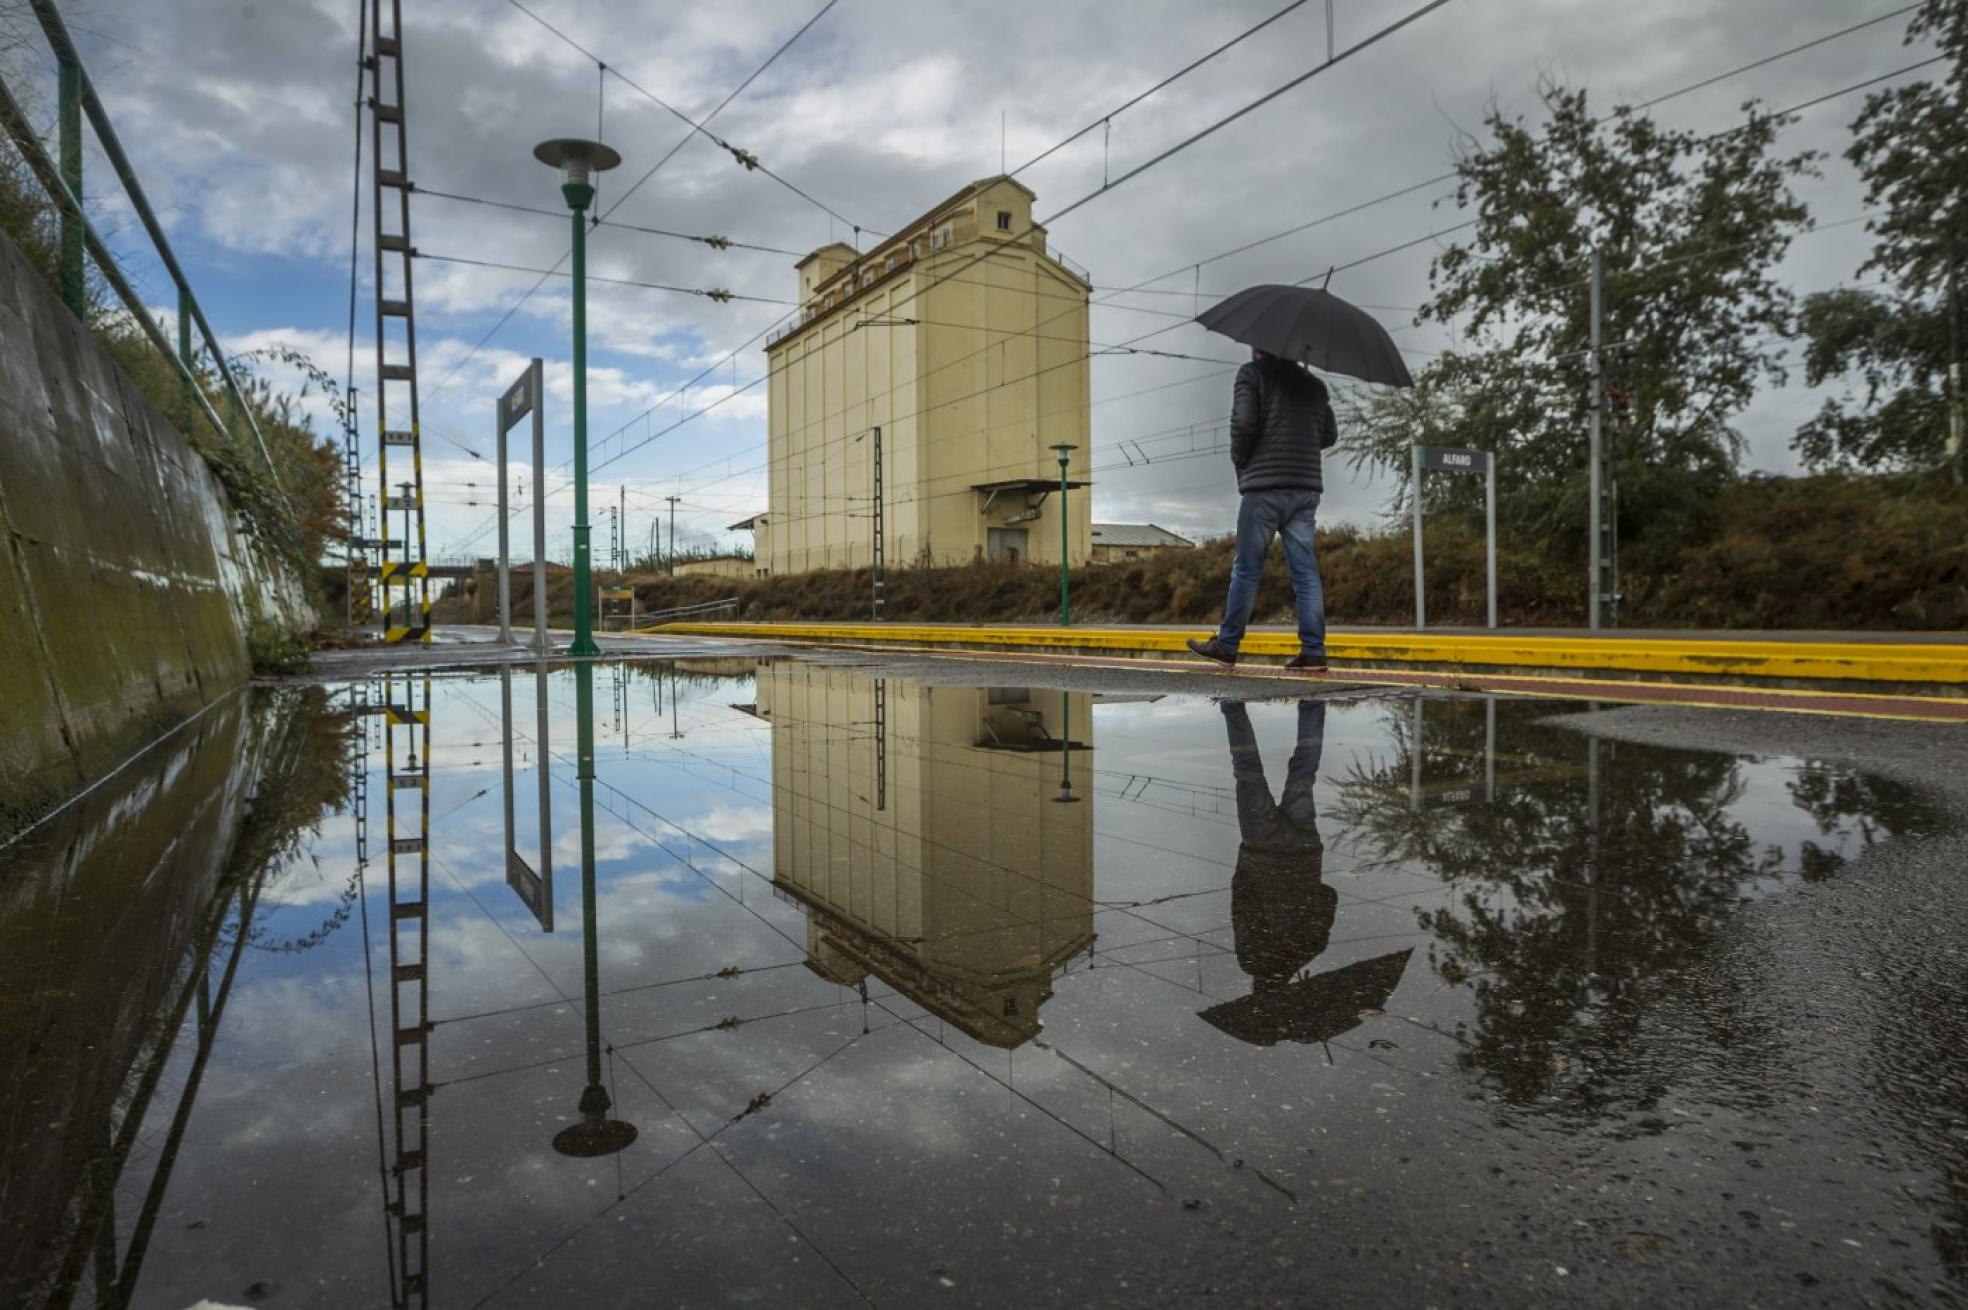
[1344,82,1816,545]
[247,614,312,676]
[1326,698,1936,1110]
[1795,0,1966,473]
[0,98,342,597]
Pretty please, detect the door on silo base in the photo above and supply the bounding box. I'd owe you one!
[987,528,1028,563]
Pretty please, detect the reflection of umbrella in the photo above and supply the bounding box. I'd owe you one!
[1198,948,1413,1047]
[1196,284,1413,387]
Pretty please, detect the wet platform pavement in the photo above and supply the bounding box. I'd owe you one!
[3,652,1965,1307]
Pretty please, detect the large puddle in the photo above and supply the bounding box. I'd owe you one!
[1,658,1954,1306]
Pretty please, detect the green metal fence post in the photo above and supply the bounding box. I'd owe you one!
[56,55,83,316]
[176,285,191,413]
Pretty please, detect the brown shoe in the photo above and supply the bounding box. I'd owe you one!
[1286,652,1328,673]
[1186,636,1238,666]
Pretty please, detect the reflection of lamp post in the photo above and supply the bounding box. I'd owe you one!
[533,138,622,657]
[1049,443,1076,626]
[1052,689,1080,804]
[552,661,638,1158]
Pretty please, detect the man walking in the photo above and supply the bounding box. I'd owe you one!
[1186,347,1336,672]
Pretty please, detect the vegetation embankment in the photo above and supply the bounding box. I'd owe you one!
[433,472,1966,631]
[0,105,343,614]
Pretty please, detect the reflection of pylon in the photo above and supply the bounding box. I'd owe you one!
[873,678,887,812]
[382,672,431,1306]
[352,681,372,865]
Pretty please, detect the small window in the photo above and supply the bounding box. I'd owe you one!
[996,210,1011,231]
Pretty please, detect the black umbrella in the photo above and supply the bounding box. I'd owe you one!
[1196,284,1414,387]
[1197,948,1413,1048]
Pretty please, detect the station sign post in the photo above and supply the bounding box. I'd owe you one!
[1409,444,1497,630]
[497,359,548,650]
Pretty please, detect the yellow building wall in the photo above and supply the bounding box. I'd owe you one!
[758,662,1094,1047]
[764,179,1091,575]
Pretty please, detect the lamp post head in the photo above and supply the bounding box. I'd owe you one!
[1049,442,1076,468]
[534,137,622,212]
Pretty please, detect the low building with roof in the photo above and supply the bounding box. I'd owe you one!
[673,553,755,580]
[1089,522,1195,564]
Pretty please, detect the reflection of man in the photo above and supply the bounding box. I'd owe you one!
[1223,699,1335,992]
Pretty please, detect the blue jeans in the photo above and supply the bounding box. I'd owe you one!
[1216,488,1325,654]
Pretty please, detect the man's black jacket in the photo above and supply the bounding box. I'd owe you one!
[1229,355,1338,495]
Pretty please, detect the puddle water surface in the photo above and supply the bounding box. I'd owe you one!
[0,658,1952,1307]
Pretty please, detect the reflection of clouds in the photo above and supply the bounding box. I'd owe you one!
[676,803,773,845]
[549,819,657,870]
[256,851,355,910]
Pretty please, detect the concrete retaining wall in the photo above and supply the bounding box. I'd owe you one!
[0,231,310,839]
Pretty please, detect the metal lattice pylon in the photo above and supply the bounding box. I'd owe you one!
[368,0,430,644]
[382,674,431,1306]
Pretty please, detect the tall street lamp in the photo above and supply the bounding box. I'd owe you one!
[533,137,622,657]
[1049,443,1077,626]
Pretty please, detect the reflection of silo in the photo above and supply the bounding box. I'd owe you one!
[759,664,1095,1048]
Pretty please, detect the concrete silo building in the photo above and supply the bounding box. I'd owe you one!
[753,176,1093,575]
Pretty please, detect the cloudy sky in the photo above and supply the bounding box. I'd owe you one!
[19,0,1935,556]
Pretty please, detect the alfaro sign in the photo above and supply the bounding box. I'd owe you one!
[1410,444,1499,630]
[1419,445,1490,473]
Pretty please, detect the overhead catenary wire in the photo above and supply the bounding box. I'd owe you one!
[436,12,1923,555]
[415,249,795,305]
[504,0,865,232]
[413,185,806,256]
[1010,0,1319,175]
[568,0,1463,485]
[429,0,848,400]
[679,51,1944,520]
[1108,3,1929,298]
[630,200,1891,544]
[438,174,1886,555]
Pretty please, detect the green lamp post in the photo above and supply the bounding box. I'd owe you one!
[1049,443,1077,626]
[534,137,622,657]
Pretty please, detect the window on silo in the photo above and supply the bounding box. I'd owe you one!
[996,210,1011,231]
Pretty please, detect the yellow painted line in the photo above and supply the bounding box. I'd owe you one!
[643,621,1968,688]
[761,639,1968,725]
